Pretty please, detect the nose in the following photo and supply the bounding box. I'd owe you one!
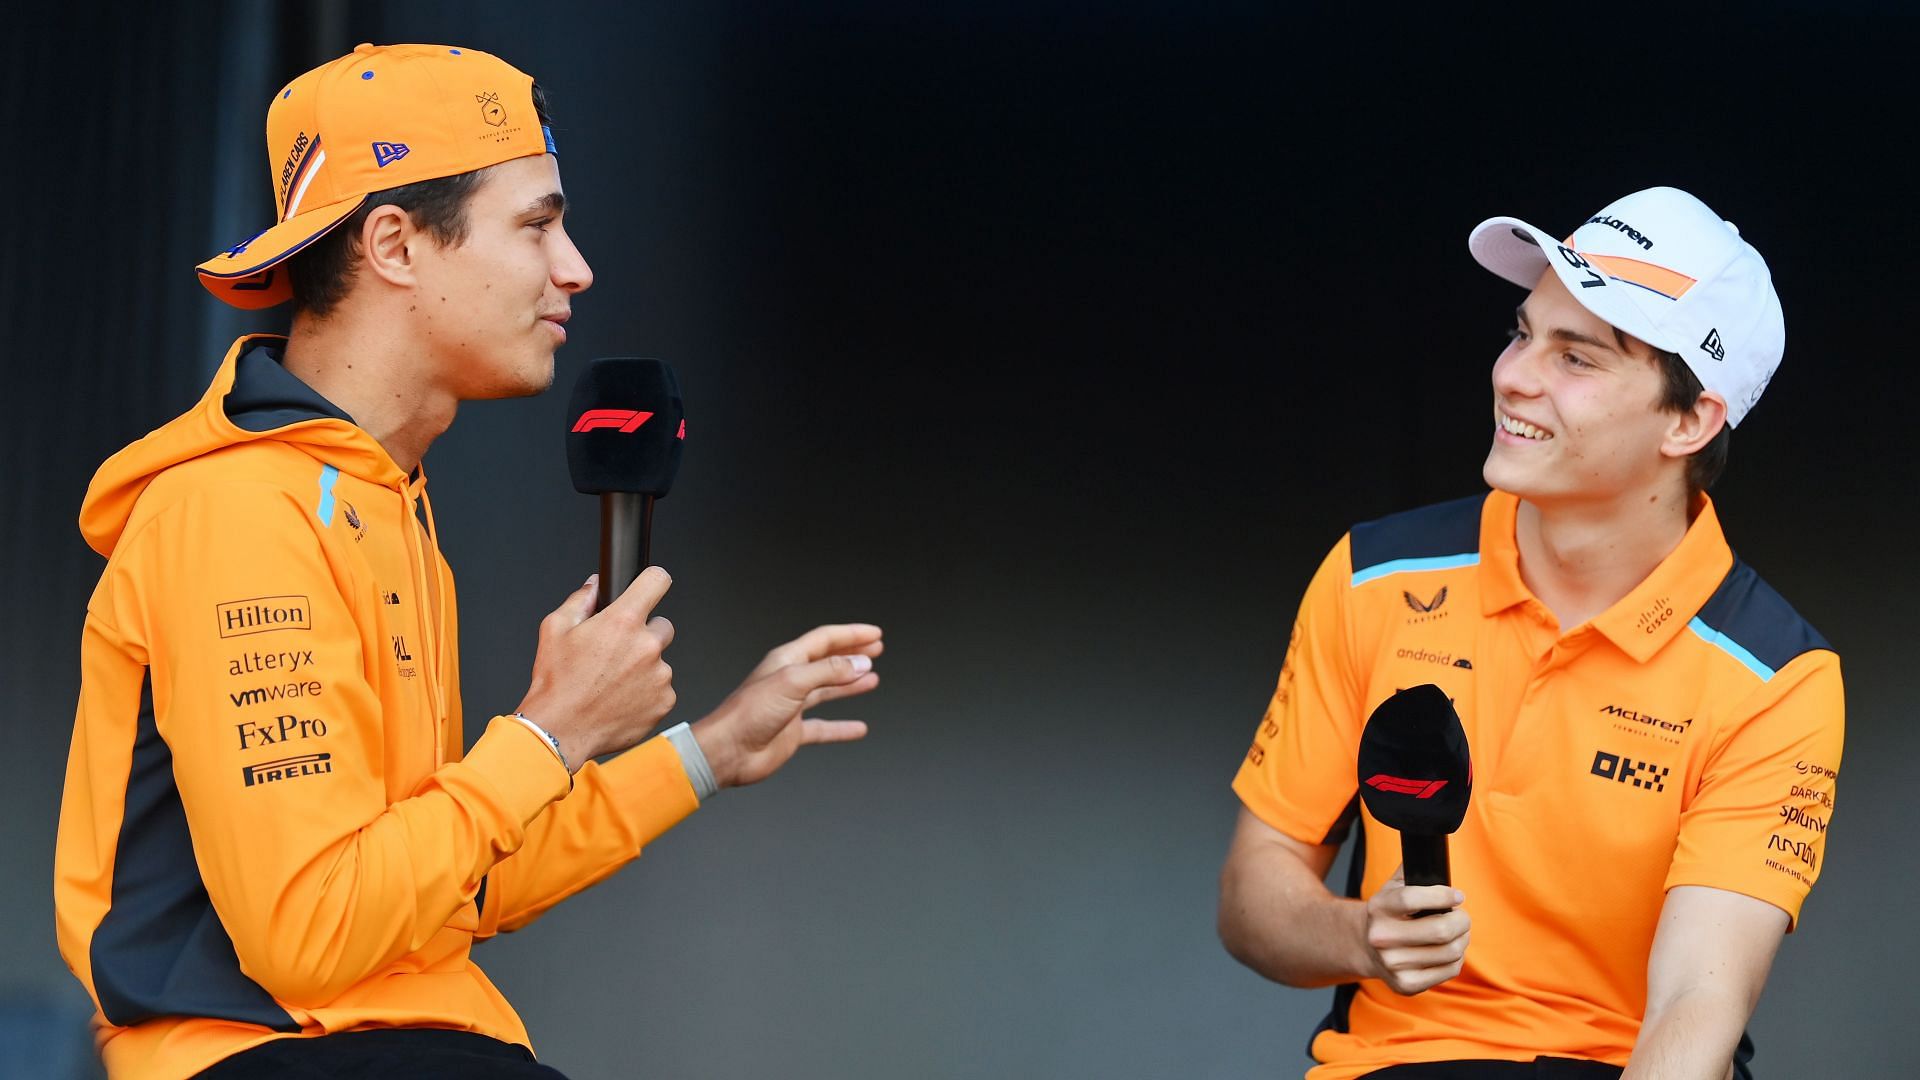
[551,225,594,294]
[1491,335,1542,401]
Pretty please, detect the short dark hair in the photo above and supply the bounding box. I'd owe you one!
[288,83,552,317]
[1612,325,1730,497]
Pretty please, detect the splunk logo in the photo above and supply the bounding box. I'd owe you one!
[217,596,310,638]
[241,752,333,788]
[1590,749,1669,793]
[1599,703,1691,736]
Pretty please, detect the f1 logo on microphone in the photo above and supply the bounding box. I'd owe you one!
[1365,774,1449,799]
[571,409,654,433]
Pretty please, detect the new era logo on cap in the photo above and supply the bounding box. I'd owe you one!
[1700,328,1726,362]
[371,141,410,168]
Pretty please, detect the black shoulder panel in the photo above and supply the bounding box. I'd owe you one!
[1348,494,1486,579]
[1693,558,1833,675]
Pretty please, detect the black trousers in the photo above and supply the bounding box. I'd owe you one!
[195,1028,570,1079]
[1363,1060,1623,1079]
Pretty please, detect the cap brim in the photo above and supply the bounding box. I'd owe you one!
[1467,216,1683,354]
[195,193,367,310]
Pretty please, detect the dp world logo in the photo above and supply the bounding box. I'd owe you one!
[372,141,410,168]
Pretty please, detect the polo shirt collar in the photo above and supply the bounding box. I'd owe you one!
[1477,490,1735,662]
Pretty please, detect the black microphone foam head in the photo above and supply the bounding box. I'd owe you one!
[1357,683,1472,836]
[566,357,685,496]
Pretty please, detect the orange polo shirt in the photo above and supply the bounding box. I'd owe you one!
[1233,491,1843,1078]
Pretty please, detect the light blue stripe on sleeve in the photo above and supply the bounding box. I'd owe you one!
[1351,553,1479,587]
[1687,616,1776,681]
[315,464,339,525]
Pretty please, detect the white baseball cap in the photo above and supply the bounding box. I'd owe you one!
[1467,187,1784,427]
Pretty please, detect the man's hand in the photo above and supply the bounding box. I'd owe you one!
[692,623,883,788]
[515,569,678,767]
[1363,865,1471,995]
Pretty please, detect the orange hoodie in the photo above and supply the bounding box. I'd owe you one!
[56,335,701,1080]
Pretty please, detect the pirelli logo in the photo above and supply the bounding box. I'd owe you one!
[217,595,311,638]
[242,752,333,787]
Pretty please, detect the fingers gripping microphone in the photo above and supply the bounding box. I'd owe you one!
[565,358,685,612]
[1357,684,1472,910]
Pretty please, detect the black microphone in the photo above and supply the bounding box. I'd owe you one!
[1357,684,1472,915]
[565,358,686,612]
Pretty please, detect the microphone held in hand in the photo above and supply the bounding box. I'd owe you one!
[1357,683,1472,912]
[565,358,686,611]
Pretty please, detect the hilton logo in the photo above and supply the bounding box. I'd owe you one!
[242,752,332,787]
[217,596,311,639]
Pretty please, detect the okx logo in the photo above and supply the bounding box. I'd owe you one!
[1590,749,1669,793]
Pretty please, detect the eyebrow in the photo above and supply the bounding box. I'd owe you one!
[522,192,567,216]
[1514,304,1620,356]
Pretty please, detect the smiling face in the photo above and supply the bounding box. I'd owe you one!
[1483,269,1692,510]
[405,153,592,400]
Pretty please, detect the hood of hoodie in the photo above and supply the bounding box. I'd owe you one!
[81,334,410,556]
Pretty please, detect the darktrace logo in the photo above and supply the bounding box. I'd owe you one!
[1585,214,1654,250]
[571,409,655,433]
[372,140,410,168]
[1600,703,1691,740]
[1403,587,1449,623]
[477,90,507,126]
[1700,328,1726,362]
[227,649,315,677]
[1396,646,1471,670]
[1590,749,1669,793]
[1789,784,1834,810]
[1365,774,1449,799]
[235,713,329,751]
[242,752,333,788]
[1766,833,1817,871]
[217,596,310,639]
[229,679,323,709]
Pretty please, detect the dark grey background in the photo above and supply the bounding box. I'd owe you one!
[4,2,1915,1077]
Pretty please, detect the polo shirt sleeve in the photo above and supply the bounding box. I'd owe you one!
[1232,534,1367,847]
[1664,649,1844,929]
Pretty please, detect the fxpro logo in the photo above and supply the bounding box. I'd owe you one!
[241,752,333,788]
[217,596,310,638]
[229,679,322,709]
[235,713,328,751]
[1599,704,1691,736]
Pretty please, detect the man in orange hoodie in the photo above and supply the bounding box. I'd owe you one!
[56,43,883,1080]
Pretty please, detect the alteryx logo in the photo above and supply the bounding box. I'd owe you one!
[372,141,411,168]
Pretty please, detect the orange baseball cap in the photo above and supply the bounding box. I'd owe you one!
[196,43,555,309]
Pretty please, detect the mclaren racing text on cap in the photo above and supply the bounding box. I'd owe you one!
[1467,187,1785,427]
[195,43,557,310]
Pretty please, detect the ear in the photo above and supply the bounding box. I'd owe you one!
[1660,390,1728,460]
[359,203,419,290]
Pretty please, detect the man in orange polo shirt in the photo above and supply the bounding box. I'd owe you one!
[1218,188,1842,1080]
